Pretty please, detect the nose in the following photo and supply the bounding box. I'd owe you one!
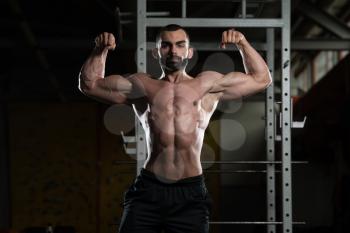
[169,45,177,55]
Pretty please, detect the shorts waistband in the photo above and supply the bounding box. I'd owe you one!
[139,168,204,186]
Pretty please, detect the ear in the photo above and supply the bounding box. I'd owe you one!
[152,48,159,59]
[188,47,194,59]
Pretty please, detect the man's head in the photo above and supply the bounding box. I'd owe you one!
[153,24,193,73]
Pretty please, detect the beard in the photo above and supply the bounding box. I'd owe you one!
[160,55,189,72]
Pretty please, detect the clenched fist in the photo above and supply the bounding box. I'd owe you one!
[220,29,245,49]
[94,32,116,51]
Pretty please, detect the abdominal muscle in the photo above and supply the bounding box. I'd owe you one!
[143,98,206,180]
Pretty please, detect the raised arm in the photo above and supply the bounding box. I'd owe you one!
[79,32,144,104]
[208,29,272,100]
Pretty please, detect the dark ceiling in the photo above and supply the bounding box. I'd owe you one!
[0,0,349,102]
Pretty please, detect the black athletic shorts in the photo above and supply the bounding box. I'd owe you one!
[119,168,212,233]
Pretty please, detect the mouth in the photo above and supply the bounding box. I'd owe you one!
[167,56,181,62]
[161,56,188,71]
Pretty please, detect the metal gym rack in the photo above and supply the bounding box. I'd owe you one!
[119,0,306,233]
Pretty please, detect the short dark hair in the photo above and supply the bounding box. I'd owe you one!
[156,24,190,45]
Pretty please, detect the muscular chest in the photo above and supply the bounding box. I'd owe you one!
[148,82,201,115]
[133,78,218,130]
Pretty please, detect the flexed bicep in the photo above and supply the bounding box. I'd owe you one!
[79,74,131,104]
[211,28,272,100]
[211,71,271,100]
[79,32,148,105]
[80,73,147,105]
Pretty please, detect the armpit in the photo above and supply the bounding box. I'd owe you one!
[200,93,220,113]
[125,73,149,100]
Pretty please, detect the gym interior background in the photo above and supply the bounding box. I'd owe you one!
[0,0,349,233]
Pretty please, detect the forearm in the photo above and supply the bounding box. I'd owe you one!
[79,48,108,90]
[79,48,132,99]
[237,39,270,82]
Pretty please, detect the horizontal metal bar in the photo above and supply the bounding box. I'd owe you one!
[147,0,277,2]
[112,160,308,165]
[147,12,171,17]
[110,170,281,175]
[123,148,136,155]
[202,161,308,164]
[2,39,348,51]
[188,42,257,50]
[109,221,305,226]
[209,221,306,225]
[189,40,350,51]
[204,170,281,173]
[290,40,350,50]
[121,131,136,143]
[172,41,350,51]
[146,18,284,28]
[120,12,171,17]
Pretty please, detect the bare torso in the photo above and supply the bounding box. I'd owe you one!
[132,75,219,180]
[80,31,270,180]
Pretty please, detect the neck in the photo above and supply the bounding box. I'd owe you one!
[161,69,188,83]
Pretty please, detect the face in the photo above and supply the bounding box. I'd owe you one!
[156,29,193,72]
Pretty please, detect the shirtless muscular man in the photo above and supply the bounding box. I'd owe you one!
[79,24,271,233]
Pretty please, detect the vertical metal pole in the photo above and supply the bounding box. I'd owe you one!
[281,0,293,232]
[266,28,276,233]
[136,0,147,175]
[182,0,187,18]
[242,0,247,18]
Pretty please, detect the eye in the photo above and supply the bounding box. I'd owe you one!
[161,43,169,48]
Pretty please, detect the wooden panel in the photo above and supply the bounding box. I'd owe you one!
[204,115,221,233]
[8,102,221,233]
[9,103,98,233]
[97,105,135,233]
